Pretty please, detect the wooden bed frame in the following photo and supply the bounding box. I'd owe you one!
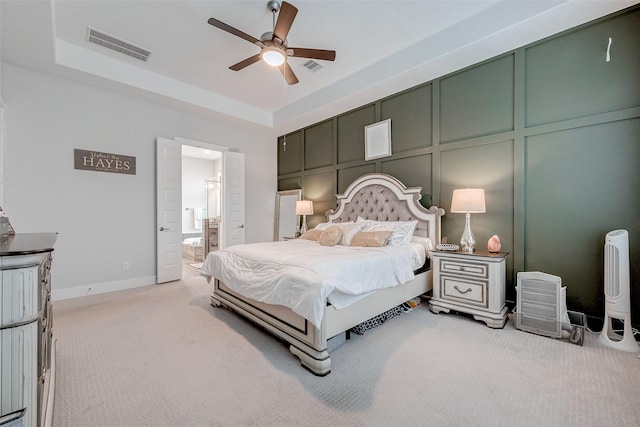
[210,173,444,375]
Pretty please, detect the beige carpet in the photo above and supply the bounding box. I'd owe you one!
[52,273,640,427]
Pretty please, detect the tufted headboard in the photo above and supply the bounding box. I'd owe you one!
[327,173,444,244]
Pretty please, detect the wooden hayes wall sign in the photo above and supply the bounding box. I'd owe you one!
[74,149,136,175]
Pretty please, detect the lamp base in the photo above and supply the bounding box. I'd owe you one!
[460,212,476,253]
[300,215,308,235]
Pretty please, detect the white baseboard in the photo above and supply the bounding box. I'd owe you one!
[51,276,157,301]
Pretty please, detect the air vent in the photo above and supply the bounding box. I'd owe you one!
[301,60,323,72]
[87,27,152,62]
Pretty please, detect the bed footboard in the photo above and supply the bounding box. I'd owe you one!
[212,279,332,376]
[211,268,431,375]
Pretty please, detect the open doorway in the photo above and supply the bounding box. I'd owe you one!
[157,137,244,283]
[180,145,221,278]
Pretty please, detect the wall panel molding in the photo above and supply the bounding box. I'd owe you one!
[276,5,640,326]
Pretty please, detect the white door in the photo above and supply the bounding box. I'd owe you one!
[220,151,245,249]
[156,138,182,283]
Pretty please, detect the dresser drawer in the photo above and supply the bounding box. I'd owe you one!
[1,267,40,327]
[439,258,488,279]
[0,322,38,424]
[440,276,488,307]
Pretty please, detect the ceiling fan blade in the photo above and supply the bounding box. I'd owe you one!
[279,62,299,85]
[208,17,261,46]
[229,54,262,71]
[273,2,298,42]
[287,48,336,61]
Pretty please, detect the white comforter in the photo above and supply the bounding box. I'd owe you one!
[200,239,425,329]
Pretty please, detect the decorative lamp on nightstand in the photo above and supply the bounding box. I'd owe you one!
[451,188,485,253]
[295,200,314,234]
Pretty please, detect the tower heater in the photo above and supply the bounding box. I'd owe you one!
[598,229,639,352]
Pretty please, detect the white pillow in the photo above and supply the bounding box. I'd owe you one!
[314,221,352,231]
[333,222,365,245]
[357,217,418,246]
[411,235,433,253]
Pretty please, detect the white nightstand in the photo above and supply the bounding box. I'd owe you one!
[429,250,508,328]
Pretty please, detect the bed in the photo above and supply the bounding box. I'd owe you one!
[201,173,444,375]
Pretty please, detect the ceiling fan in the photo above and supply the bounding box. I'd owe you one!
[207,1,336,85]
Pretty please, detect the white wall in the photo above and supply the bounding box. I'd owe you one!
[2,64,277,299]
[0,3,4,206]
[181,156,214,234]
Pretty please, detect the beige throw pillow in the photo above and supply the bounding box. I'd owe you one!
[299,229,323,241]
[350,231,393,247]
[319,226,342,247]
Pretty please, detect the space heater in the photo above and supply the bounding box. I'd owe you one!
[598,229,639,352]
[516,271,570,339]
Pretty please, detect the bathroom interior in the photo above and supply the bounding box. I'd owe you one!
[181,145,221,267]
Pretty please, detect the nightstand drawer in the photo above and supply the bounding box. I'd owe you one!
[439,259,488,279]
[441,276,487,306]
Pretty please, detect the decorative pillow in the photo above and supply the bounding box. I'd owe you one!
[356,217,418,246]
[350,231,393,247]
[333,222,365,245]
[411,235,434,253]
[314,221,353,231]
[318,226,342,246]
[299,229,323,241]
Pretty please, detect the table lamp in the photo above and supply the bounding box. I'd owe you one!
[451,189,485,253]
[295,200,314,235]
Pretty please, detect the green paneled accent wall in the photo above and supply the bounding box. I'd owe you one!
[304,120,333,170]
[525,10,640,127]
[381,84,433,152]
[381,154,433,207]
[524,118,640,316]
[276,6,640,327]
[277,131,302,175]
[337,164,375,194]
[337,105,375,164]
[278,177,301,191]
[440,54,514,143]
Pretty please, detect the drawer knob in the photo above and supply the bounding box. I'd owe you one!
[454,285,472,294]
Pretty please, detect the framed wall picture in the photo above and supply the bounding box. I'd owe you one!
[364,119,392,161]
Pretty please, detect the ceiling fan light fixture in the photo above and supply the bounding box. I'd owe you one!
[262,47,285,66]
[208,1,334,85]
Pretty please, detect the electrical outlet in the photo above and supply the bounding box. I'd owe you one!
[123,261,130,270]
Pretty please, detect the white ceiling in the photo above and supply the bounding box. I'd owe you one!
[1,0,636,133]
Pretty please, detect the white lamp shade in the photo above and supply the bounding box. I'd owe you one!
[295,200,314,215]
[451,188,486,213]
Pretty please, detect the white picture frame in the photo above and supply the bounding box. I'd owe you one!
[364,119,392,161]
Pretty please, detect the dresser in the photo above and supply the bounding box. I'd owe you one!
[429,250,508,328]
[0,233,57,427]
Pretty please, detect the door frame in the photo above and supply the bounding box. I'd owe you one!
[156,137,229,283]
